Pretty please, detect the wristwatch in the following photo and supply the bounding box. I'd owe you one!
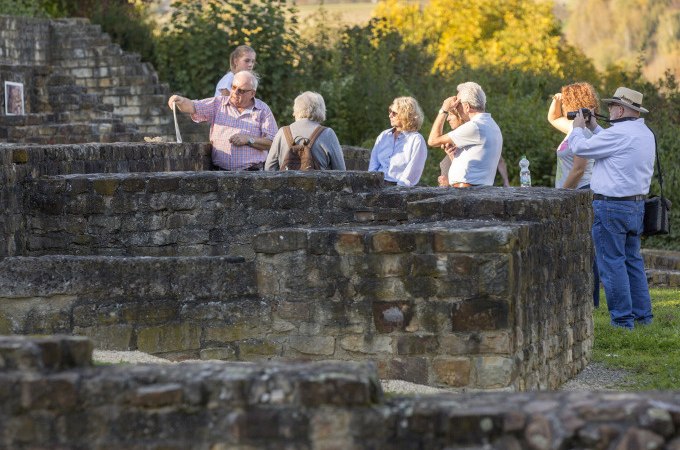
[439,108,449,115]
[247,137,255,146]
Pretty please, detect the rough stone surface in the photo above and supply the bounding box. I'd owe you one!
[2,336,680,449]
[0,16,169,143]
[0,142,593,391]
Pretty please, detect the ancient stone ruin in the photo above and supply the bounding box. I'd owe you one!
[1,141,594,392]
[2,12,672,450]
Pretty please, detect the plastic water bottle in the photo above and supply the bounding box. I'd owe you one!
[519,155,531,187]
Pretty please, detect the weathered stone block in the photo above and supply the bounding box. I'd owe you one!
[433,227,517,253]
[253,230,308,254]
[92,178,118,196]
[12,149,29,164]
[238,339,281,358]
[334,232,365,255]
[396,335,439,355]
[21,373,79,410]
[432,357,471,387]
[137,324,200,354]
[372,301,414,333]
[199,347,236,360]
[451,299,509,332]
[73,325,133,350]
[204,324,267,343]
[377,356,428,384]
[340,335,392,354]
[274,301,312,322]
[288,336,335,356]
[356,278,406,300]
[439,331,512,355]
[129,383,183,408]
[473,356,515,389]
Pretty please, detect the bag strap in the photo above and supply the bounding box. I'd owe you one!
[306,126,326,170]
[307,125,326,148]
[283,126,295,148]
[650,128,665,199]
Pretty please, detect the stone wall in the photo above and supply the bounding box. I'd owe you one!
[0,142,211,257]
[0,141,593,392]
[2,335,680,449]
[253,207,592,391]
[24,170,385,257]
[0,16,49,66]
[0,15,169,143]
[0,256,256,358]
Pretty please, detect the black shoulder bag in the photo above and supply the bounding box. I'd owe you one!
[643,131,671,236]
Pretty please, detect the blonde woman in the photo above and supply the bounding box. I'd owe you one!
[368,97,427,186]
[548,82,599,189]
[214,45,256,97]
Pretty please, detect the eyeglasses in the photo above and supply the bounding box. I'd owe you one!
[233,88,254,96]
[388,108,398,117]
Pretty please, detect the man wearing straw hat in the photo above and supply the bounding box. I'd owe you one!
[569,87,655,329]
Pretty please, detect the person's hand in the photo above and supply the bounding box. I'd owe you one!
[442,143,457,160]
[168,95,182,109]
[553,93,562,102]
[442,96,458,112]
[572,109,586,129]
[438,175,449,187]
[229,133,251,146]
[219,88,230,97]
[585,112,598,131]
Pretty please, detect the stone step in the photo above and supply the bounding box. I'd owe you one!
[646,269,680,288]
[99,84,169,97]
[100,93,169,107]
[7,121,139,140]
[642,248,680,271]
[0,113,58,127]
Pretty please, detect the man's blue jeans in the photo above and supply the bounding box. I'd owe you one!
[592,199,653,329]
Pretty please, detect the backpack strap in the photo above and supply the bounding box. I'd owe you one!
[308,126,326,147]
[282,126,295,148]
[307,126,326,170]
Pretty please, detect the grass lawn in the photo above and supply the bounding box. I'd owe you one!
[593,287,680,389]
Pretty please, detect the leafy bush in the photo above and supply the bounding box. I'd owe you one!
[154,0,299,116]
[0,0,46,16]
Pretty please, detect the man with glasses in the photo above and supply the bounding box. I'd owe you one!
[570,87,655,329]
[168,71,277,171]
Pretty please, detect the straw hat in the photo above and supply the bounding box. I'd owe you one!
[602,87,649,113]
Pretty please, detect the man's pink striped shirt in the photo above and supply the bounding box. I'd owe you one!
[191,96,278,170]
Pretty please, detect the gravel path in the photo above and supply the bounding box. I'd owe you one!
[93,351,632,393]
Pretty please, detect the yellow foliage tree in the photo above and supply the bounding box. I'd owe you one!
[373,0,573,76]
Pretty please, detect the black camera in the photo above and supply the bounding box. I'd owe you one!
[566,108,592,121]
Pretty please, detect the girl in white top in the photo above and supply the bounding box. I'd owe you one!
[547,82,599,189]
[214,45,256,97]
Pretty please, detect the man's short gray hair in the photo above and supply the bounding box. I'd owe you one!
[293,91,326,122]
[234,70,259,91]
[457,82,486,111]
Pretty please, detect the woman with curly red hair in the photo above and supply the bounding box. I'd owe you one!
[548,82,600,189]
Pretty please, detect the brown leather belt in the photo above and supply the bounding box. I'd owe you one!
[451,182,475,188]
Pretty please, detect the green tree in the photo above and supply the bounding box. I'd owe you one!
[374,0,596,79]
[154,0,299,116]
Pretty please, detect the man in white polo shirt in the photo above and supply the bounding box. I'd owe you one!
[427,81,503,187]
[569,86,655,329]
